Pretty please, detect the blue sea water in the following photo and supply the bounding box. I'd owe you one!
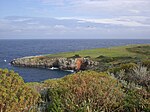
[0,39,150,82]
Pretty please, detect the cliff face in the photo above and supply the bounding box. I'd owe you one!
[11,56,99,71]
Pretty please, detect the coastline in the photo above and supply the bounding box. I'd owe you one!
[11,44,150,72]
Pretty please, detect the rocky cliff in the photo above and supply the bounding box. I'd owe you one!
[11,56,99,71]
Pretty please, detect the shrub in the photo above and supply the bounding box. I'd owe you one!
[142,60,150,69]
[109,65,150,90]
[131,65,150,88]
[0,69,40,112]
[124,88,150,112]
[108,64,150,111]
[69,54,81,58]
[126,45,150,55]
[46,71,125,112]
[108,63,137,74]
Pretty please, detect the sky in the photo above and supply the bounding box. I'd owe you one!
[0,0,150,39]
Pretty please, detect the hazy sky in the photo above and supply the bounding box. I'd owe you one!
[0,0,150,39]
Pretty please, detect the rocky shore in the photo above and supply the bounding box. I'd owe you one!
[11,56,99,71]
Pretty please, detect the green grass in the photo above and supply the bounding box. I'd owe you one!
[46,44,150,59]
[127,45,150,55]
[18,44,149,72]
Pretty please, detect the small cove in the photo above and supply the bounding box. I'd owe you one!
[0,39,150,82]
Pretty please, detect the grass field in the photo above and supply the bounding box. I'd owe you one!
[46,44,150,59]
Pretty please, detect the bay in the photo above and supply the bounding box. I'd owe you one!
[0,39,149,82]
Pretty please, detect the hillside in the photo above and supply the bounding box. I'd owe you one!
[1,44,150,112]
[46,44,150,58]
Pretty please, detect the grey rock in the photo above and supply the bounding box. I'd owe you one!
[11,56,99,71]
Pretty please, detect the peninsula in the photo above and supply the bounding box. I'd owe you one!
[11,44,150,72]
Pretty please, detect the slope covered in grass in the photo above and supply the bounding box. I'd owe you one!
[46,44,150,59]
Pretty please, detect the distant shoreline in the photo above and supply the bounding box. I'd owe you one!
[11,44,150,72]
[0,38,150,40]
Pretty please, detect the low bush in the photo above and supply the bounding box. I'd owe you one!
[43,70,150,112]
[124,88,150,112]
[108,64,150,111]
[108,63,137,74]
[45,71,125,112]
[126,45,150,55]
[0,69,40,112]
[69,54,81,58]
[142,60,150,69]
[109,64,150,90]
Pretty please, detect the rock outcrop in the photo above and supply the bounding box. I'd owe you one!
[11,56,99,71]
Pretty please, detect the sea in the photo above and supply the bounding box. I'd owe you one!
[0,39,150,82]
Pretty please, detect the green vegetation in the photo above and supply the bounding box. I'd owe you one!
[0,69,40,112]
[127,45,150,55]
[46,44,150,58]
[37,70,150,112]
[46,71,125,112]
[1,44,150,111]
[25,44,149,72]
[1,68,149,112]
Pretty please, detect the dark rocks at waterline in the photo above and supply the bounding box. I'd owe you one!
[11,56,99,71]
